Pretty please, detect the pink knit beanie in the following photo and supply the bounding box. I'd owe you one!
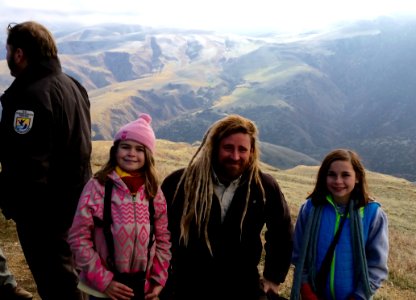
[114,113,156,153]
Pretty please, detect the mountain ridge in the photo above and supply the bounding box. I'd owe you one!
[0,17,415,181]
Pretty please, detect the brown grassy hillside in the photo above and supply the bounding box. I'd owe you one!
[1,140,415,299]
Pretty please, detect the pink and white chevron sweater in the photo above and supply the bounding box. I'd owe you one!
[68,171,171,293]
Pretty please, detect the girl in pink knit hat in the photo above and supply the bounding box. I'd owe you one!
[68,113,171,300]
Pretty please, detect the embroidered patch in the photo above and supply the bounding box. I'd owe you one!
[14,110,34,134]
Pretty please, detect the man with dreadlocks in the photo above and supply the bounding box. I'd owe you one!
[160,114,293,300]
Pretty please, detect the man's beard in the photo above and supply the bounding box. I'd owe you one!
[7,52,18,77]
[217,158,249,181]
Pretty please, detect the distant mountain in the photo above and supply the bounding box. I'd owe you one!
[0,17,415,181]
[260,142,320,168]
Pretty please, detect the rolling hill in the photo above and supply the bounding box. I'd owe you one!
[1,139,415,299]
[0,17,415,181]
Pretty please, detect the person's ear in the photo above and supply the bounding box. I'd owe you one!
[13,48,25,63]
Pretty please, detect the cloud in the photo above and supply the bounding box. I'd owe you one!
[1,0,416,34]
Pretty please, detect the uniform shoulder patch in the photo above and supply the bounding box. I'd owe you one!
[14,110,34,134]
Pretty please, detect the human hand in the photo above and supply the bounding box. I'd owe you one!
[104,280,135,300]
[144,283,163,300]
[261,278,280,299]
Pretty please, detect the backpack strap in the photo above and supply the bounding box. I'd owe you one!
[315,213,347,296]
[103,180,117,272]
[148,196,155,249]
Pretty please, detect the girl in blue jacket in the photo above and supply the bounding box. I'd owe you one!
[291,149,388,300]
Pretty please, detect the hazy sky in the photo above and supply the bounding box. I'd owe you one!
[1,0,416,33]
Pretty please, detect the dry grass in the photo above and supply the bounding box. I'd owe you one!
[1,140,415,299]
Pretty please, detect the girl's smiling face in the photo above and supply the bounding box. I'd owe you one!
[116,140,145,173]
[326,160,357,205]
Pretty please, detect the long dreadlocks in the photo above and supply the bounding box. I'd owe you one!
[173,114,265,254]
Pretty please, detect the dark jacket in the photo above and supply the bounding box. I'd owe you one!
[0,58,92,230]
[161,168,293,300]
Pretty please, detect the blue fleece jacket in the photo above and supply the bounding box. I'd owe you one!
[292,198,389,300]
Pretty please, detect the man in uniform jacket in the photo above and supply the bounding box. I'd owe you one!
[0,21,92,300]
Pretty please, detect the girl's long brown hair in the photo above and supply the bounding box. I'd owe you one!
[95,140,159,199]
[308,148,370,207]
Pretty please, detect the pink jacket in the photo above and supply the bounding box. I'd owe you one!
[68,171,171,293]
